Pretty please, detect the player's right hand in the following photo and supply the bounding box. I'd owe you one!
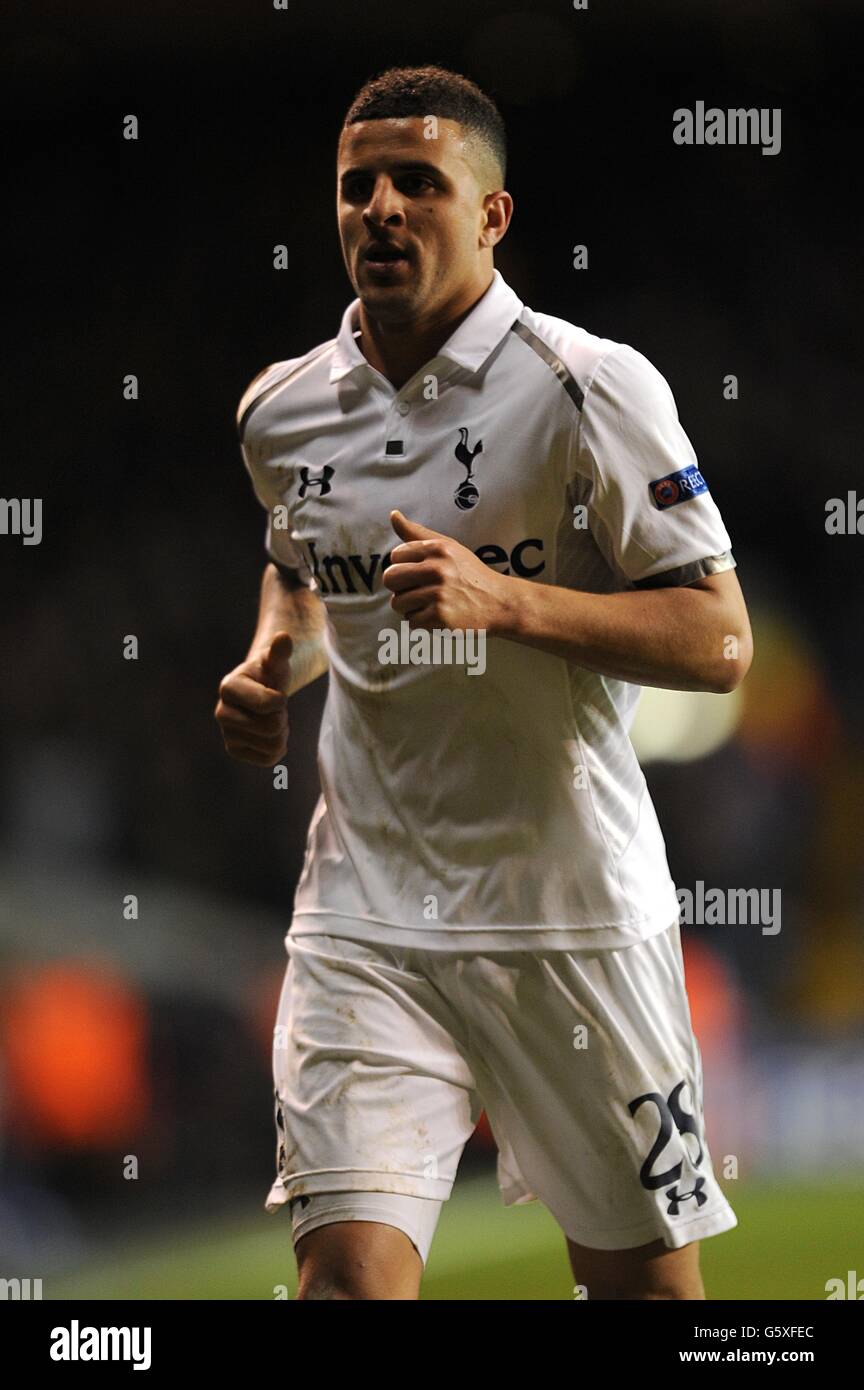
[214,631,294,766]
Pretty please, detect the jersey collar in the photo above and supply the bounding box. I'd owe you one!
[328,268,524,385]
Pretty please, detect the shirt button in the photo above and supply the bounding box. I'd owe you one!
[397,402,410,416]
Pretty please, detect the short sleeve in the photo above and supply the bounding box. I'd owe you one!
[236,364,313,585]
[260,504,312,580]
[577,344,735,588]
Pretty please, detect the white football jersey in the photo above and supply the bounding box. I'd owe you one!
[237,270,735,950]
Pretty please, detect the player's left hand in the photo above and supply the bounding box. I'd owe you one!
[383,510,509,632]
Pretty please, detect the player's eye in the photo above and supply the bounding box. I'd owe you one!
[343,177,373,200]
[341,173,436,202]
[398,174,434,194]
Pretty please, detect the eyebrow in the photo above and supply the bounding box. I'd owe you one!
[339,160,446,183]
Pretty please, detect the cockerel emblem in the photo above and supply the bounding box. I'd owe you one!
[454,427,483,510]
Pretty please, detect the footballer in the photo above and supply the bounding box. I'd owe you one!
[215,65,753,1300]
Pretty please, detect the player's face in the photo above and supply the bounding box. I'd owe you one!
[337,117,494,324]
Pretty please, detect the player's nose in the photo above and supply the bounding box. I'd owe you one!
[362,176,405,227]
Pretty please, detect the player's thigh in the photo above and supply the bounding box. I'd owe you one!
[267,932,479,1292]
[295,1219,423,1301]
[289,1189,444,1298]
[270,933,478,1193]
[460,925,737,1259]
[566,1235,705,1301]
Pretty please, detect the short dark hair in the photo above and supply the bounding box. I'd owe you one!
[343,65,507,190]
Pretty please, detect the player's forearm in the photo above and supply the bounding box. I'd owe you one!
[493,577,749,693]
[247,563,329,696]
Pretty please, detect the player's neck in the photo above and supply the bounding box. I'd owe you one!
[356,273,494,391]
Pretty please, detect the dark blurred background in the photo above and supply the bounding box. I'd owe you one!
[1,0,862,1298]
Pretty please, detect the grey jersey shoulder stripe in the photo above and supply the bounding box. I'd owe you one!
[237,342,334,443]
[509,318,585,411]
[631,551,736,590]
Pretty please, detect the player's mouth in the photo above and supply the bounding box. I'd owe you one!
[362,241,412,277]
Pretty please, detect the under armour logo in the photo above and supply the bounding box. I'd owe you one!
[454,427,483,510]
[299,465,334,498]
[664,1175,707,1216]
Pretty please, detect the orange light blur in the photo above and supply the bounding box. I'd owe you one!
[0,962,150,1148]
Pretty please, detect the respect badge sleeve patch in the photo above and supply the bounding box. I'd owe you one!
[648,464,709,510]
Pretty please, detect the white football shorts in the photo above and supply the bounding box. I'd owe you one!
[265,921,737,1266]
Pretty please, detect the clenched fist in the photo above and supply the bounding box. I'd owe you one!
[383,509,509,632]
[214,631,294,766]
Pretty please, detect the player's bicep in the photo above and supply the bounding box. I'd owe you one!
[579,345,735,588]
[681,567,751,639]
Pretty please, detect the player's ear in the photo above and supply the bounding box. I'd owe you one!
[481,189,512,246]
